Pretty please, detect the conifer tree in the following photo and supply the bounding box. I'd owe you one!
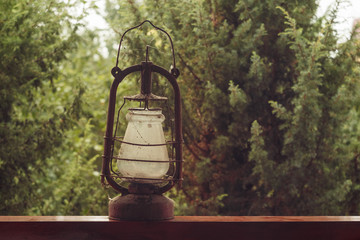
[3,0,359,216]
[0,0,84,214]
[105,0,360,215]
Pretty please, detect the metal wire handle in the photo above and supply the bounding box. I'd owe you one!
[114,20,180,78]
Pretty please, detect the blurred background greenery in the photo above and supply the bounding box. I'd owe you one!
[1,0,360,216]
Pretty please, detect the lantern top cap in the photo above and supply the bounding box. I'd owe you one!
[127,107,163,112]
[124,93,168,101]
[126,108,165,122]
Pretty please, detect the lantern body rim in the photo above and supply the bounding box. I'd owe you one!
[109,193,174,221]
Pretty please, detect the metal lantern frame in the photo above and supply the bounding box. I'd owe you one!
[101,20,183,197]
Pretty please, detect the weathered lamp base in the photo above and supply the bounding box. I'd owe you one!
[109,194,174,221]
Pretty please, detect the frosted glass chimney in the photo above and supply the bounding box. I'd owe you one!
[117,108,169,181]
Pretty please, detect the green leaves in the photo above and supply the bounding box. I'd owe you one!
[229,80,248,110]
[2,0,360,216]
[102,0,360,215]
[0,0,92,215]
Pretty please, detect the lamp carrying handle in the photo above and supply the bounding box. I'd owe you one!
[114,20,180,78]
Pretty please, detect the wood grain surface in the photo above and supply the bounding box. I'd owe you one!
[1,216,360,240]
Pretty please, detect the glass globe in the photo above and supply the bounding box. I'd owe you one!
[117,108,169,181]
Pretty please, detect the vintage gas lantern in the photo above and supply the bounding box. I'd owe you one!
[101,20,183,220]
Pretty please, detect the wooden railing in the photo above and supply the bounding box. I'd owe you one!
[1,216,360,240]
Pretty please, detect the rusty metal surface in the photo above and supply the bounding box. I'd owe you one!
[109,194,174,221]
[101,62,183,194]
[101,22,183,223]
[114,20,179,78]
[101,65,142,194]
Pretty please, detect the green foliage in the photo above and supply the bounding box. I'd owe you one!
[2,0,360,217]
[0,0,82,214]
[104,0,360,216]
[0,0,109,215]
[249,120,274,186]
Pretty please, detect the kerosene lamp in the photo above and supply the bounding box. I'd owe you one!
[101,20,183,220]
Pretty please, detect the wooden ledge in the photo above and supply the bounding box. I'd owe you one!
[1,216,360,240]
[2,215,360,222]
